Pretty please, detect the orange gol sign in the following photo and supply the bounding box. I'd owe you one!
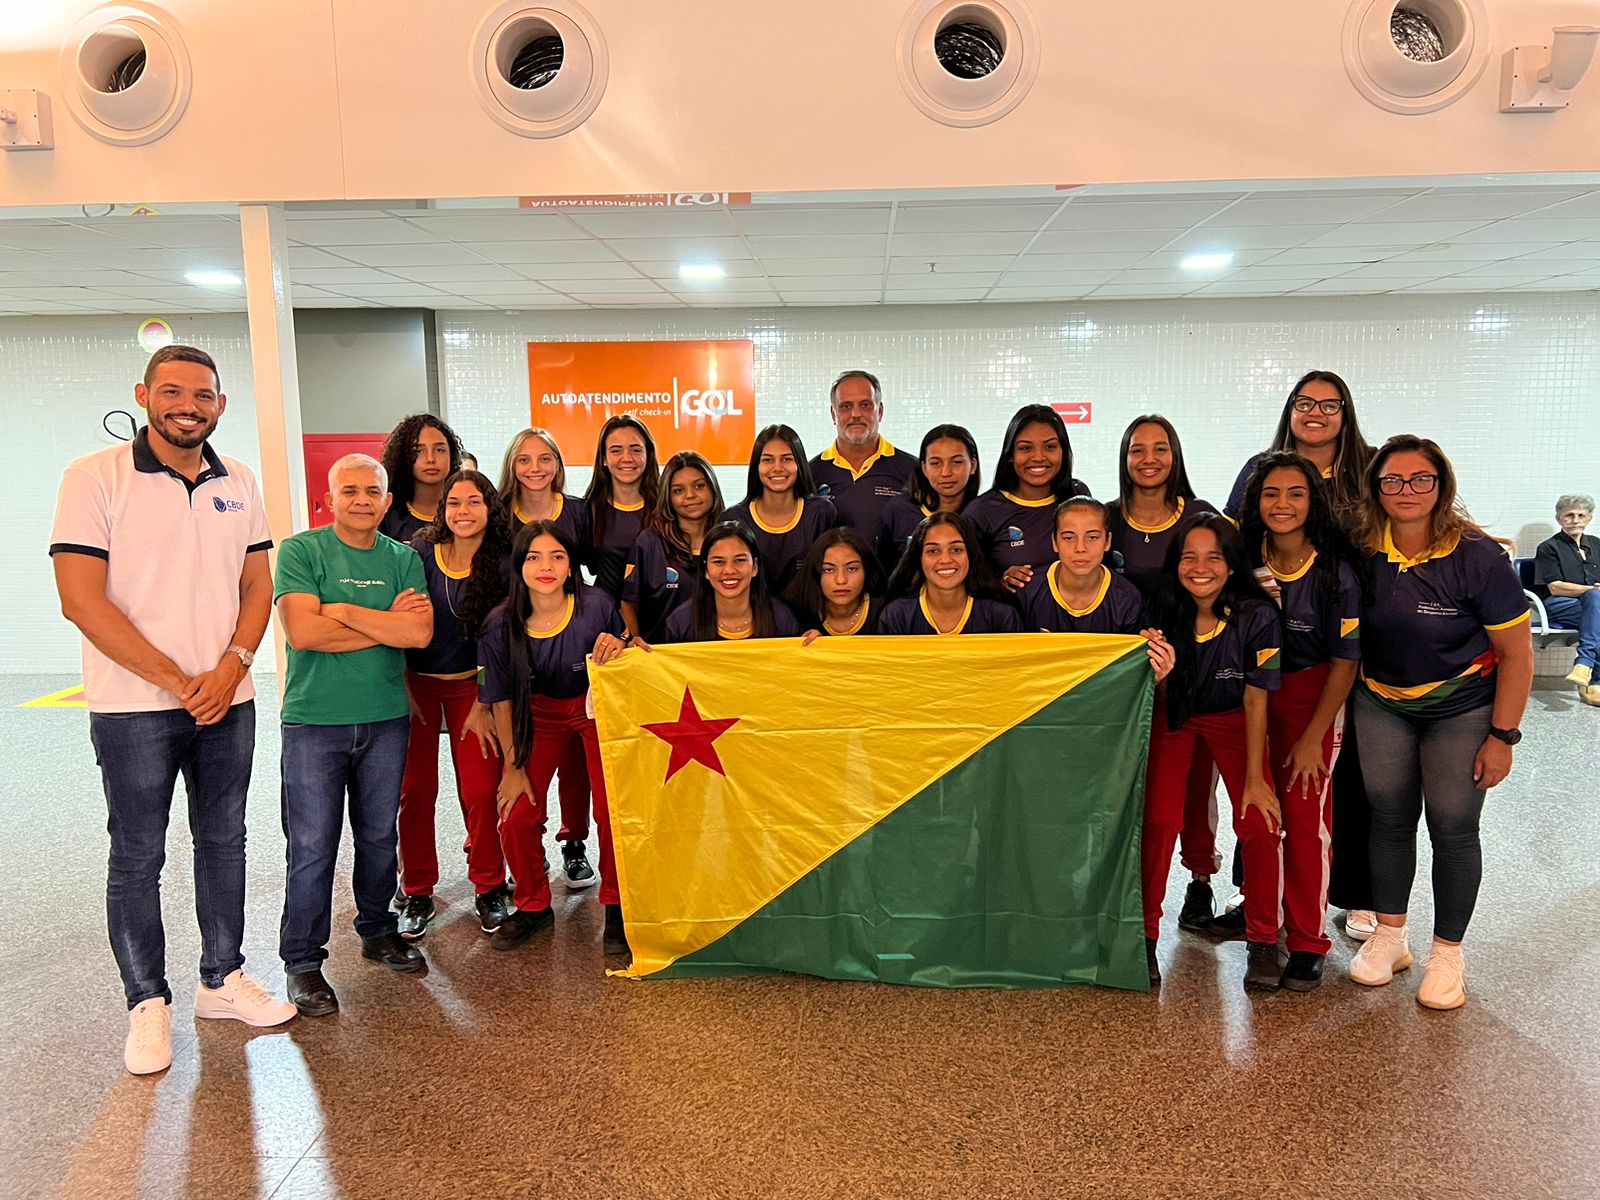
[527,340,757,466]
[518,193,752,208]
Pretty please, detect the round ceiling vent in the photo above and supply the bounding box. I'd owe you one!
[469,1,608,138]
[896,0,1040,128]
[1343,0,1490,113]
[60,3,193,145]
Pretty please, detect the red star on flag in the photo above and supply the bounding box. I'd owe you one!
[642,686,740,782]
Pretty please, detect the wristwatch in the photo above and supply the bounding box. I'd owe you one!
[226,644,255,669]
[1488,725,1522,746]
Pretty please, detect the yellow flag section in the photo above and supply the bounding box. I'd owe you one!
[590,632,1144,980]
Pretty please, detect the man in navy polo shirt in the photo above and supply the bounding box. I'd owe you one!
[51,344,296,1076]
[808,370,917,541]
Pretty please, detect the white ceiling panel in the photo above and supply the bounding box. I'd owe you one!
[888,255,1016,274]
[1304,221,1488,247]
[384,264,526,284]
[1009,251,1151,270]
[435,279,555,295]
[568,211,738,239]
[511,260,654,281]
[1210,195,1417,226]
[889,232,1033,257]
[883,289,989,302]
[634,259,768,279]
[544,277,668,294]
[986,286,1096,301]
[998,270,1123,286]
[892,205,1060,233]
[1135,248,1276,270]
[1262,246,1410,266]
[318,282,450,298]
[1026,230,1180,254]
[1052,200,1236,230]
[1162,225,1339,251]
[402,214,584,241]
[732,208,891,236]
[290,267,407,286]
[1371,191,1590,223]
[760,257,886,277]
[1503,242,1600,261]
[1452,218,1600,243]
[0,224,140,251]
[466,240,623,264]
[603,237,754,261]
[336,243,493,267]
[286,218,437,245]
[1522,193,1600,220]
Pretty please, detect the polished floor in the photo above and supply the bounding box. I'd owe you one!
[2,669,1598,1200]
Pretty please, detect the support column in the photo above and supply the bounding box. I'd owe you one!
[239,203,306,684]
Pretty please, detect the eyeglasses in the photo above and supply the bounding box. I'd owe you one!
[1377,474,1438,496]
[1291,396,1344,415]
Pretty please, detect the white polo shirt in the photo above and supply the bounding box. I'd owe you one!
[49,428,273,714]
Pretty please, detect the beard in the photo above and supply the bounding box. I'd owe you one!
[838,425,877,448]
[150,411,217,450]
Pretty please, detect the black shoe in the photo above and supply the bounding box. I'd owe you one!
[1177,879,1214,932]
[562,841,598,890]
[603,904,629,955]
[1206,905,1247,940]
[397,893,435,940]
[361,931,427,973]
[475,884,516,934]
[1145,936,1161,986]
[491,906,554,951]
[286,969,339,1018]
[1244,940,1286,992]
[1283,950,1326,993]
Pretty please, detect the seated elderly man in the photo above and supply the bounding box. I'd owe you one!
[1534,492,1600,706]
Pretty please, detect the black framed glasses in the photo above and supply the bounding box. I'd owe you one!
[1377,474,1438,496]
[1291,396,1344,415]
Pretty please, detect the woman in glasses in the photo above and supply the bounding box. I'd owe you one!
[1346,436,1532,1010]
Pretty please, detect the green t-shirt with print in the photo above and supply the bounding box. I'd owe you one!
[273,525,428,725]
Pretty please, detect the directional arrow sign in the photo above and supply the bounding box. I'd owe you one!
[1052,402,1093,424]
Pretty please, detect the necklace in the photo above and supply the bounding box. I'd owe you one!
[824,598,867,634]
[1264,543,1312,576]
[440,543,477,619]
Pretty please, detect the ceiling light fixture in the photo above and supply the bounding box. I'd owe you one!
[1180,251,1234,272]
[678,261,725,282]
[185,269,241,287]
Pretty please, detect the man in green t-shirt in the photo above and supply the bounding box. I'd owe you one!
[273,453,433,1017]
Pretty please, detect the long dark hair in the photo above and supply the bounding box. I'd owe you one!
[1117,414,1197,511]
[1356,434,1486,557]
[992,404,1077,500]
[1152,514,1277,730]
[1267,371,1374,520]
[689,521,782,641]
[743,424,820,505]
[380,413,463,512]
[585,414,661,550]
[504,519,584,768]
[785,527,885,627]
[421,470,512,641]
[909,423,981,512]
[1238,451,1362,594]
[886,511,1012,603]
[648,450,726,561]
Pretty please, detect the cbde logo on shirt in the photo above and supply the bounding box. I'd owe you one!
[1006,526,1025,545]
[527,339,756,465]
[212,496,245,514]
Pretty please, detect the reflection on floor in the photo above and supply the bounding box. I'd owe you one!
[2,673,1597,1200]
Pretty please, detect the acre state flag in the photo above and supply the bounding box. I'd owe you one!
[590,633,1154,990]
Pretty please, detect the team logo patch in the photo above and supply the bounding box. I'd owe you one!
[817,484,832,496]
[1256,647,1281,670]
[1341,618,1360,639]
[1006,526,1025,545]
[212,497,244,513]
[665,567,680,584]
[624,563,636,578]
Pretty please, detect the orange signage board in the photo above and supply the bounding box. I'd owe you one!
[519,193,752,209]
[527,340,756,465]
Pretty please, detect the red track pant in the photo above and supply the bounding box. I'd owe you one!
[1267,664,1344,955]
[1178,748,1222,877]
[1143,705,1283,944]
[501,695,619,912]
[555,739,591,844]
[397,672,506,896]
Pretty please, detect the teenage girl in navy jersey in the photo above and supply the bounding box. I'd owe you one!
[622,450,725,644]
[396,470,513,940]
[497,427,592,546]
[1238,452,1363,991]
[1144,515,1284,992]
[661,521,806,643]
[876,424,980,575]
[881,512,1022,636]
[478,521,629,954]
[965,405,1092,594]
[584,415,661,601]
[786,527,885,637]
[378,413,463,545]
[1106,415,1217,597]
[723,425,839,594]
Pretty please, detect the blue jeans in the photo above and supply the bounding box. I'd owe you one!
[89,702,255,1009]
[1544,590,1600,667]
[1354,690,1492,942]
[279,718,409,974]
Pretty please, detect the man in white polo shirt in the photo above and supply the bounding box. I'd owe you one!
[51,344,296,1076]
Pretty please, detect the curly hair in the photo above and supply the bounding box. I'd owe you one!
[379,413,463,512]
[419,469,512,642]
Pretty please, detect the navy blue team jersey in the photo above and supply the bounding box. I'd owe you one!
[661,599,805,643]
[406,535,511,677]
[1106,496,1217,597]
[1269,551,1362,673]
[875,494,934,575]
[722,497,840,594]
[511,492,591,550]
[809,438,918,536]
[380,502,434,546]
[587,501,647,601]
[476,588,623,703]
[1019,564,1147,634]
[817,595,883,637]
[965,484,1092,574]
[622,528,697,643]
[1186,600,1282,716]
[1360,528,1528,718]
[879,592,1023,636]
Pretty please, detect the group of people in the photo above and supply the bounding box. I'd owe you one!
[53,345,1584,1079]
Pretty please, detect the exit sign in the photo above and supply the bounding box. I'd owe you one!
[1052,402,1093,424]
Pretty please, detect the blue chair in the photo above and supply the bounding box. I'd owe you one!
[1517,558,1580,639]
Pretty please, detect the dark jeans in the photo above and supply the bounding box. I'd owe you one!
[89,702,256,1009]
[1545,590,1600,666]
[279,718,409,975]
[1354,690,1492,942]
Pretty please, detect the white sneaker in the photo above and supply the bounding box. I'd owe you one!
[1349,922,1413,986]
[1418,941,1467,1010]
[194,970,297,1027]
[1345,909,1379,941]
[1567,662,1593,687]
[125,999,172,1075]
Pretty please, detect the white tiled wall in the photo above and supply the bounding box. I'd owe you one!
[439,293,1600,556]
[7,314,256,674]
